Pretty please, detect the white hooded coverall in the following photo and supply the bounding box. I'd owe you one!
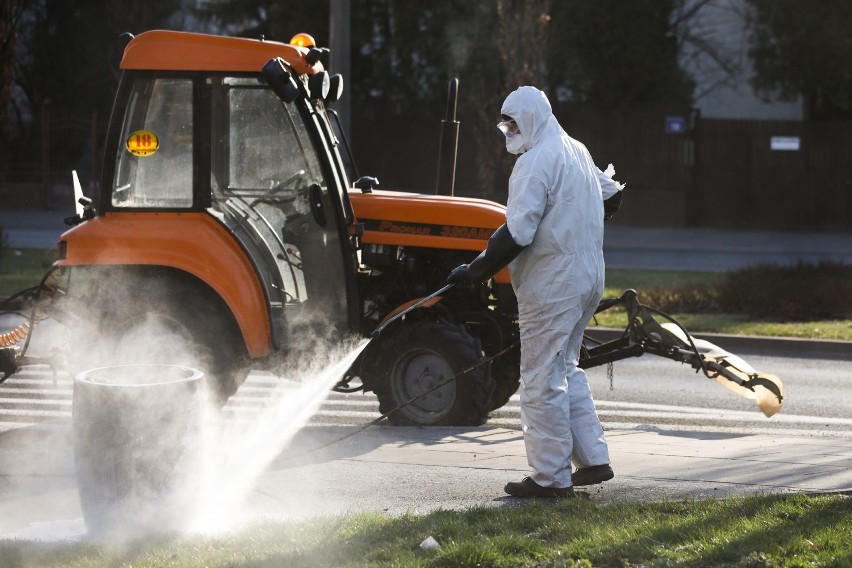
[502,86,623,488]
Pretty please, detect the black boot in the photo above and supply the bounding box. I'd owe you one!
[572,464,614,486]
[504,477,575,499]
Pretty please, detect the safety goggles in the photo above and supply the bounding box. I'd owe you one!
[497,119,519,138]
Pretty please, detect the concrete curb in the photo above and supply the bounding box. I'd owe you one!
[584,328,852,360]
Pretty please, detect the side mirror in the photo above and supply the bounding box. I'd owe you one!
[64,170,95,226]
[262,58,300,103]
[326,74,344,103]
[354,176,379,193]
[308,71,330,101]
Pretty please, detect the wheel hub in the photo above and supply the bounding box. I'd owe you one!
[396,350,456,415]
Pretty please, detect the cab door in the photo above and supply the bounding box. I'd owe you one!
[209,76,354,345]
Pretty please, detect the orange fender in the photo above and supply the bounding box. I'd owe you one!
[56,212,271,358]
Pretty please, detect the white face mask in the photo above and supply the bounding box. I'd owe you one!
[505,132,525,154]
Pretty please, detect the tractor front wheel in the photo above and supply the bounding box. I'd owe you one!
[371,320,494,426]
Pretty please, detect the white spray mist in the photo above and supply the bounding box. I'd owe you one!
[186,338,369,534]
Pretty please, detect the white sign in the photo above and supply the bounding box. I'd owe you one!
[770,136,800,151]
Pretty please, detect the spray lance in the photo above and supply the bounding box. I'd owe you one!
[370,283,455,339]
[328,283,457,393]
[330,282,458,394]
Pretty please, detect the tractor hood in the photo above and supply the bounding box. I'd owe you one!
[348,189,510,283]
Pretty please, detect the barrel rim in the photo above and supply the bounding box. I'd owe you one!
[75,363,204,388]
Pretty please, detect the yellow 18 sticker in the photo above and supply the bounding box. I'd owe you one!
[126,130,160,157]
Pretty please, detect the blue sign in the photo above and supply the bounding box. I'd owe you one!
[665,116,686,134]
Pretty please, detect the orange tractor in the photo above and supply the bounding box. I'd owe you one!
[1,30,783,425]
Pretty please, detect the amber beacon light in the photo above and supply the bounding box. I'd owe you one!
[289,33,316,48]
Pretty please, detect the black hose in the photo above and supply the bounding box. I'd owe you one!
[0,285,41,311]
[18,266,61,360]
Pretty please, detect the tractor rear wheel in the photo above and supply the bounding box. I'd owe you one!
[106,305,245,402]
[371,320,494,426]
[66,271,247,403]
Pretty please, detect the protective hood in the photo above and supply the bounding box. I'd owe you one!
[500,86,560,153]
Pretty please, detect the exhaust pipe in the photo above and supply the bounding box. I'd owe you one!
[435,78,460,196]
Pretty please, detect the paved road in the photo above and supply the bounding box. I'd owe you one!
[2,313,850,435]
[586,353,852,430]
[2,351,851,435]
[603,225,852,271]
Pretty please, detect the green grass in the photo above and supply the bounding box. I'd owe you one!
[591,310,852,342]
[0,494,848,567]
[606,269,721,292]
[0,248,56,297]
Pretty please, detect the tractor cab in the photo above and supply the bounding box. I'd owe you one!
[51,31,363,397]
[60,31,360,362]
[107,69,356,336]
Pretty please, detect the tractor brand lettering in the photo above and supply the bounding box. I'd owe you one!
[361,219,494,240]
[376,220,432,235]
[126,130,160,157]
[440,226,494,240]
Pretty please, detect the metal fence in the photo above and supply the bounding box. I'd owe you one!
[350,102,852,231]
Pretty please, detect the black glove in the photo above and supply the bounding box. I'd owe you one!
[603,190,623,220]
[447,264,471,284]
[446,224,527,284]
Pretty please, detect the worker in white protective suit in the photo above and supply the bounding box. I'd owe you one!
[448,86,624,498]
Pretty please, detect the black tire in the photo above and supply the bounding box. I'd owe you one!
[453,310,520,412]
[107,305,245,402]
[371,319,495,426]
[68,272,247,403]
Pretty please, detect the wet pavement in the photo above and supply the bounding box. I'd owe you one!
[0,421,849,540]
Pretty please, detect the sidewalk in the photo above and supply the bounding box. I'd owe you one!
[248,425,852,517]
[0,209,72,250]
[1,423,849,538]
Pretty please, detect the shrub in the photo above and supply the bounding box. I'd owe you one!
[635,283,720,314]
[716,261,852,320]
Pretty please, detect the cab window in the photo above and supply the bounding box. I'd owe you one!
[111,78,194,208]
